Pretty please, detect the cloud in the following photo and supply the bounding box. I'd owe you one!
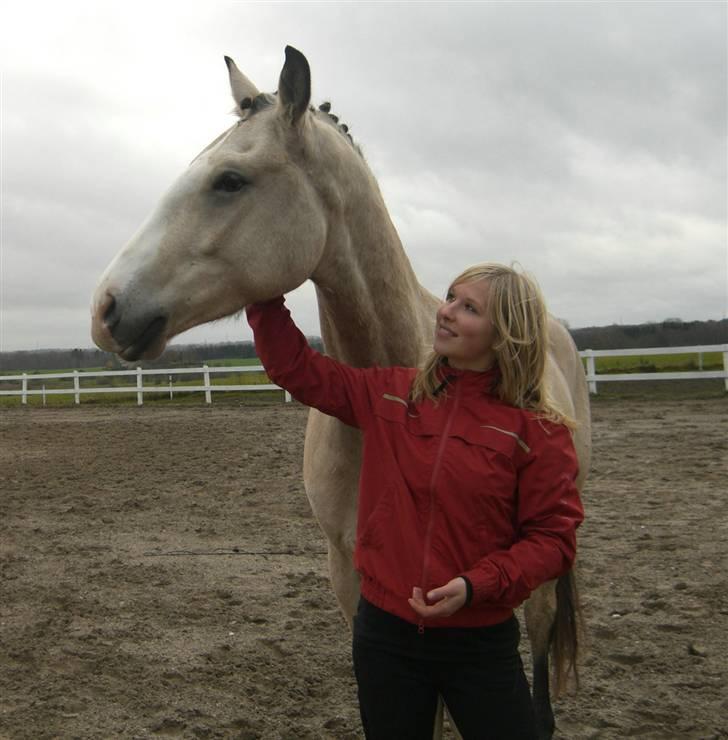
[1,1,725,352]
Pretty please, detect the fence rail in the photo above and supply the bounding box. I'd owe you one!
[0,344,726,404]
[0,364,291,405]
[580,344,728,393]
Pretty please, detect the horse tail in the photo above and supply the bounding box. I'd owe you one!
[550,569,583,698]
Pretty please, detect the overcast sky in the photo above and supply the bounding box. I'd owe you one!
[1,0,726,353]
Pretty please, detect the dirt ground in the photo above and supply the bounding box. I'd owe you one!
[1,396,726,739]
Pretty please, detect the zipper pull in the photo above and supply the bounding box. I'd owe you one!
[418,621,425,635]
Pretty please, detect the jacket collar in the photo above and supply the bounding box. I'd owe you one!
[435,361,501,398]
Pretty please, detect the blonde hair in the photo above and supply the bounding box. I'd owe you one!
[411,263,574,427]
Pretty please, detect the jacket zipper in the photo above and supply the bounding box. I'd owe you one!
[418,380,461,633]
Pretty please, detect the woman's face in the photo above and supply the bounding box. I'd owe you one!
[433,278,497,372]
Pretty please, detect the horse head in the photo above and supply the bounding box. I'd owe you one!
[91,46,340,361]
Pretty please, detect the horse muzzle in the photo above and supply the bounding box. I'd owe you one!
[91,290,168,361]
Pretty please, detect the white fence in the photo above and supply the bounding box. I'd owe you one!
[581,344,728,394]
[0,345,726,405]
[0,364,291,406]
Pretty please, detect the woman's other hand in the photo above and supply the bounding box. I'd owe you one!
[408,578,468,619]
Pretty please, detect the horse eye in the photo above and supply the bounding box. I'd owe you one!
[213,172,248,193]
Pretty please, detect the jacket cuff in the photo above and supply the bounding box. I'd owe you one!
[460,564,501,607]
[459,575,473,606]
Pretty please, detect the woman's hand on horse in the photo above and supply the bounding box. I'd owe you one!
[408,578,468,619]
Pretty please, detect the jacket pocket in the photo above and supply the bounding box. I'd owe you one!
[478,425,529,454]
[358,487,394,551]
[373,394,450,440]
[450,423,523,463]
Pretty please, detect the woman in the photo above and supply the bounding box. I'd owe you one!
[246,263,584,740]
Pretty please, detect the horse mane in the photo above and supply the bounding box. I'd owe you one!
[235,93,362,157]
[313,101,362,155]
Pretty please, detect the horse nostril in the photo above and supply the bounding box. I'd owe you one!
[103,294,120,332]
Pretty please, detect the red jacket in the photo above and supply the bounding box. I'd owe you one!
[247,297,584,629]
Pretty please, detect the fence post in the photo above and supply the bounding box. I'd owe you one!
[203,365,212,404]
[42,385,47,406]
[584,350,597,394]
[21,373,28,405]
[137,367,144,406]
[169,375,173,400]
[73,370,81,405]
[724,350,728,392]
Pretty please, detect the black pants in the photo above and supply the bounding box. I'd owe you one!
[352,598,538,740]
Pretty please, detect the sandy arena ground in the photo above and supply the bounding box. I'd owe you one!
[1,397,726,739]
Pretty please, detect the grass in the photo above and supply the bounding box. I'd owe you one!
[204,357,263,367]
[589,351,723,374]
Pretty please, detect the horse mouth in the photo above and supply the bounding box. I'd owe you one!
[119,316,168,361]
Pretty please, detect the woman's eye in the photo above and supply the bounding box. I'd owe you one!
[213,172,248,193]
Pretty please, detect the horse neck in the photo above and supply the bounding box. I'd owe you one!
[309,140,435,369]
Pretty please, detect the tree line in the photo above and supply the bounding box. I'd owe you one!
[1,319,725,373]
[568,318,727,351]
[0,337,323,373]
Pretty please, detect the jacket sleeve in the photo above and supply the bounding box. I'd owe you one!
[461,421,584,609]
[246,296,380,429]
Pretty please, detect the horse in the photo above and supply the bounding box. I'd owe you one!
[91,46,591,739]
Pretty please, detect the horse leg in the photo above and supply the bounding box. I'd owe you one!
[326,542,360,627]
[525,580,557,740]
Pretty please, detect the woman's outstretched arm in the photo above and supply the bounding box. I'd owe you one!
[246,296,382,429]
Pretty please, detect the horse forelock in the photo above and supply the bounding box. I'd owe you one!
[233,93,276,125]
[252,92,277,114]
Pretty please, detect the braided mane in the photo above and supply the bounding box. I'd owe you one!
[313,101,362,155]
[236,93,362,156]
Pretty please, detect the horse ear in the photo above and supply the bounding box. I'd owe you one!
[278,46,310,126]
[225,56,260,116]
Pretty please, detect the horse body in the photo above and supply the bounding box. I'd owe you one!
[91,47,590,739]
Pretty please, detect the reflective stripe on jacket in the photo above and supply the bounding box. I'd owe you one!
[246,297,584,629]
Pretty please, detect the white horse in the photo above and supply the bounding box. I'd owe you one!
[91,46,591,739]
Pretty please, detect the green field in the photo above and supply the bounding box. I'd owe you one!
[588,351,723,374]
[204,357,262,367]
